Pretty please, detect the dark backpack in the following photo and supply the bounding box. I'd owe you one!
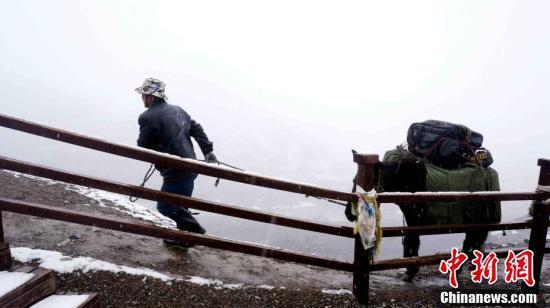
[407,120,486,169]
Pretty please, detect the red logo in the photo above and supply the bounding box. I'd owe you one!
[439,248,534,288]
[470,250,498,284]
[439,247,468,288]
[504,250,535,287]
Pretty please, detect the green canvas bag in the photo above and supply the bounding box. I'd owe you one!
[383,147,501,225]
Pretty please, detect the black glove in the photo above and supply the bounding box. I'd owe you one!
[204,152,218,164]
[345,174,358,222]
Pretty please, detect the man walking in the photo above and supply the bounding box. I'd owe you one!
[135,78,217,246]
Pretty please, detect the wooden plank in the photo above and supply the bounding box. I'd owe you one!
[0,210,4,242]
[0,197,355,273]
[0,267,56,308]
[33,293,101,308]
[351,153,376,305]
[352,236,370,305]
[10,264,25,272]
[0,155,354,238]
[0,113,356,202]
[370,248,527,271]
[382,221,533,237]
[0,242,12,271]
[13,265,36,273]
[537,159,550,187]
[522,161,550,293]
[522,202,549,293]
[538,158,550,169]
[377,191,548,203]
[77,293,100,308]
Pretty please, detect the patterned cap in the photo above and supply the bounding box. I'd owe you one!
[135,78,168,101]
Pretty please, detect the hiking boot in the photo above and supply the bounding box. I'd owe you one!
[396,268,417,283]
[163,239,194,249]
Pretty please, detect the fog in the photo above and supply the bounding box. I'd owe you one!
[0,1,548,261]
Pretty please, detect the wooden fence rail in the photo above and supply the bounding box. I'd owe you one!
[0,155,354,238]
[0,114,356,202]
[370,247,550,272]
[0,197,355,272]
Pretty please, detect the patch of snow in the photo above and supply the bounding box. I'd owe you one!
[186,276,223,286]
[259,285,275,290]
[10,247,283,291]
[3,170,21,178]
[67,185,175,228]
[321,288,352,295]
[0,271,34,297]
[3,170,175,229]
[11,247,174,281]
[223,283,244,289]
[185,276,244,289]
[31,295,89,308]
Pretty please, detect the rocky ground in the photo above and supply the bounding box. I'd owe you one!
[0,170,548,307]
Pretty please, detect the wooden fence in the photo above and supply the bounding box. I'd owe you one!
[0,113,548,305]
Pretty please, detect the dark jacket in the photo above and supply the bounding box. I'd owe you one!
[137,100,213,180]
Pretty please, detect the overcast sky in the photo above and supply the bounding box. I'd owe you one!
[0,1,548,222]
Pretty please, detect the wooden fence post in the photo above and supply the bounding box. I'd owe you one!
[522,158,550,293]
[0,210,13,270]
[352,153,379,305]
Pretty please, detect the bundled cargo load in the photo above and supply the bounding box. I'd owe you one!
[407,120,493,169]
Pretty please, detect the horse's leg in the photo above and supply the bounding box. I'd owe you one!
[400,204,421,280]
[462,230,489,256]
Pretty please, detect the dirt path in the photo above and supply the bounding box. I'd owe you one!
[1,170,548,307]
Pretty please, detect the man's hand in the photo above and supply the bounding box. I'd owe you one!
[204,152,218,164]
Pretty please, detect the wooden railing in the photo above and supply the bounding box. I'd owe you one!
[0,113,548,305]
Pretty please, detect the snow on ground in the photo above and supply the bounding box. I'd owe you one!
[3,170,175,229]
[0,271,34,297]
[186,276,223,286]
[11,247,174,281]
[31,295,89,308]
[321,288,353,295]
[9,247,292,291]
[66,185,175,229]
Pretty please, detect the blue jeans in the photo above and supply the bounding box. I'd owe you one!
[157,174,206,234]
